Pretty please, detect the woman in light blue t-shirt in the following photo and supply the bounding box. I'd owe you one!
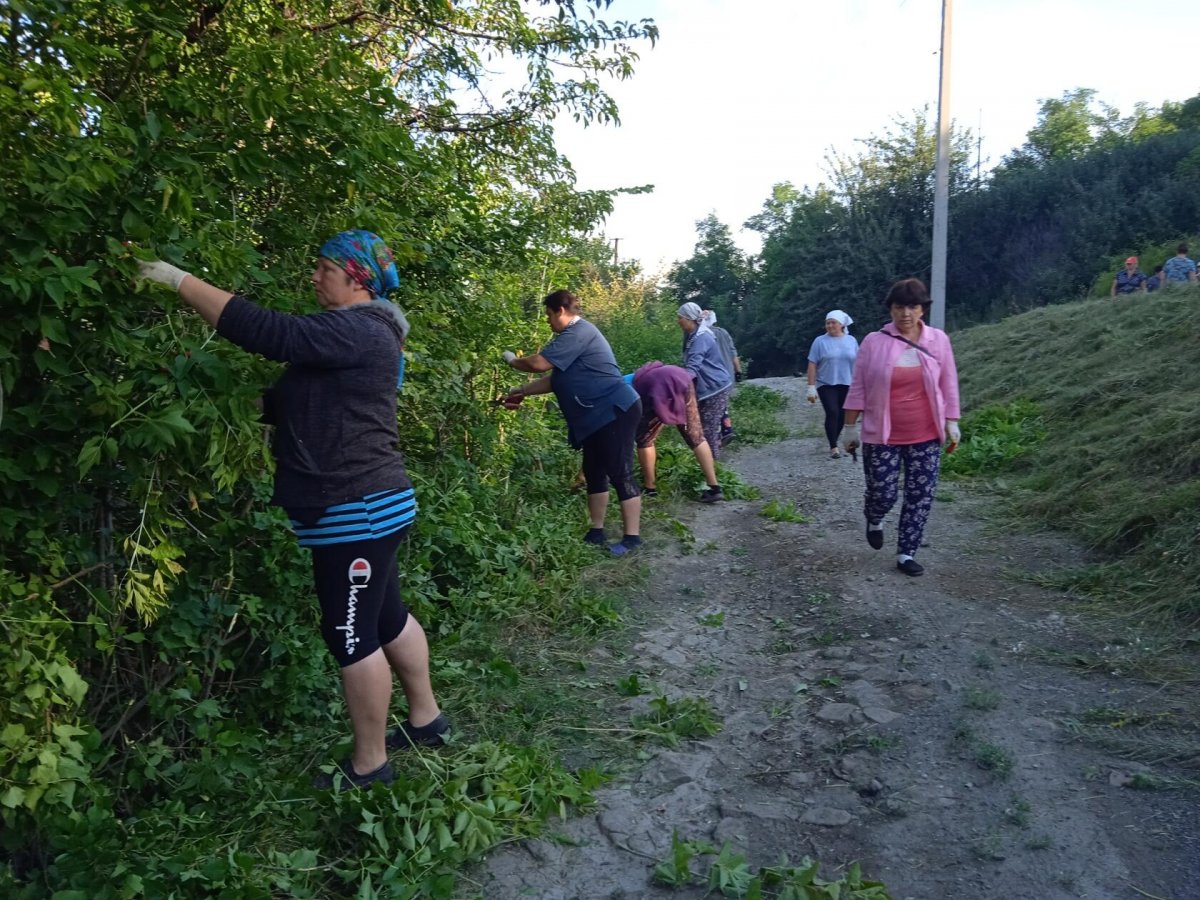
[805,310,859,458]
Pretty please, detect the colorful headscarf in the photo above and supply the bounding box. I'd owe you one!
[318,230,400,297]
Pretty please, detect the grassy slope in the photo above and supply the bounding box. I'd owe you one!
[951,288,1200,623]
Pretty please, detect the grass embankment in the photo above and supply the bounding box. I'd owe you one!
[948,288,1200,625]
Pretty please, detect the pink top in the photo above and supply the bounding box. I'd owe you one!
[887,365,939,444]
[844,322,961,445]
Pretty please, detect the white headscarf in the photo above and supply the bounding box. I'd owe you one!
[678,302,713,336]
[825,309,853,333]
[702,308,717,326]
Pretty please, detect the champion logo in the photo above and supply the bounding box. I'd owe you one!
[348,558,372,583]
[338,558,372,656]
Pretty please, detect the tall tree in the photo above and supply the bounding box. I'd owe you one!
[666,213,752,323]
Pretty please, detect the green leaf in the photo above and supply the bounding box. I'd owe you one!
[1,786,26,808]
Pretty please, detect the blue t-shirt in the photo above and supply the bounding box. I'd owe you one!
[540,319,639,447]
[1162,256,1196,283]
[807,333,859,386]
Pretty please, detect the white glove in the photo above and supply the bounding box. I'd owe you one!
[137,259,191,291]
[805,385,818,403]
[945,420,961,452]
[501,350,517,364]
[843,423,860,451]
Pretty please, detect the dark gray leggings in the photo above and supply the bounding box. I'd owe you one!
[817,384,849,449]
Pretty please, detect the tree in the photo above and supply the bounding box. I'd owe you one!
[665,214,753,323]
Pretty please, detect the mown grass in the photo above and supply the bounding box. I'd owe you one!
[951,290,1200,625]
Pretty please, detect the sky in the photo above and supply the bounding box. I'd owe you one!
[546,0,1200,274]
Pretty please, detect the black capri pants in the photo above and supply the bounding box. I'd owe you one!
[817,384,850,449]
[310,527,410,667]
[581,399,642,501]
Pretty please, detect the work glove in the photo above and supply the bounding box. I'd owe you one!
[137,259,191,291]
[945,420,961,453]
[501,350,517,364]
[842,423,860,453]
[806,385,818,403]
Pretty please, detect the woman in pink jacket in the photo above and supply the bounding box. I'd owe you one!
[843,279,961,576]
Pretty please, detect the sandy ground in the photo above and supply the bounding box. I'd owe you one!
[471,376,1199,900]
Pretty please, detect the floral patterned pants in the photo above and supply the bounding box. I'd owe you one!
[699,388,732,460]
[861,439,941,556]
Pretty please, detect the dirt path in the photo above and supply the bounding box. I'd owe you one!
[473,377,1199,900]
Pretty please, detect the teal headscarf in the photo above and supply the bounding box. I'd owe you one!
[318,230,399,297]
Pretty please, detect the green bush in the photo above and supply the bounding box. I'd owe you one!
[942,400,1046,477]
[1,1,659,894]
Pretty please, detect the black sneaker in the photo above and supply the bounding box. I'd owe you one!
[387,713,451,750]
[866,526,884,550]
[896,558,924,577]
[583,528,607,546]
[698,486,724,503]
[642,486,658,497]
[313,758,395,791]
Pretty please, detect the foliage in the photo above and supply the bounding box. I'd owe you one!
[664,214,755,325]
[632,695,722,747]
[0,0,660,894]
[653,830,716,887]
[1006,88,1120,165]
[760,499,809,524]
[583,278,682,374]
[941,400,1046,477]
[729,385,790,444]
[653,835,892,899]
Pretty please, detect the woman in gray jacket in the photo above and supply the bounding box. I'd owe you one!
[677,302,735,501]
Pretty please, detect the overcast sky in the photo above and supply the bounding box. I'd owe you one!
[547,0,1199,274]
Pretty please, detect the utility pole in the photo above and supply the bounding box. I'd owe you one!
[611,237,622,267]
[930,0,953,329]
[976,108,983,188]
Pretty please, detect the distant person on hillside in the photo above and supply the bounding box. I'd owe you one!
[1111,257,1147,297]
[677,303,736,501]
[628,361,723,502]
[135,230,448,791]
[1161,243,1198,286]
[703,309,742,445]
[805,310,859,459]
[502,289,644,557]
[1147,265,1164,293]
[843,279,961,577]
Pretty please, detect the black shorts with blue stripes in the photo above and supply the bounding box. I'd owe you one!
[290,488,417,667]
[309,527,411,667]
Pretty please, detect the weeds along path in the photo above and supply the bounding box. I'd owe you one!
[473,377,1200,900]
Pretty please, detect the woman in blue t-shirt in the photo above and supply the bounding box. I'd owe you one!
[502,290,644,557]
[805,310,859,458]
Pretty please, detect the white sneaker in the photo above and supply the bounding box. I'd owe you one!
[829,447,841,459]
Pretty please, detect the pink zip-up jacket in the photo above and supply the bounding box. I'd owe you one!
[844,321,961,445]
